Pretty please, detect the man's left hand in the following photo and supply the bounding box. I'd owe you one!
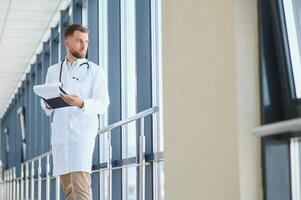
[60,94,84,108]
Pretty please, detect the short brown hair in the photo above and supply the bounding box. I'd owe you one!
[64,24,88,39]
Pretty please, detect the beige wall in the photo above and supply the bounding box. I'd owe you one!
[162,0,262,199]
[235,0,262,199]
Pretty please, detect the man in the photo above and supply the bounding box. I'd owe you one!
[41,24,110,200]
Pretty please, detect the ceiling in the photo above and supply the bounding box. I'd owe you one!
[0,0,68,118]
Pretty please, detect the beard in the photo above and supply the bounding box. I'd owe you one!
[70,49,86,59]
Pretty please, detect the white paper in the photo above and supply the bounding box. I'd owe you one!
[33,82,63,99]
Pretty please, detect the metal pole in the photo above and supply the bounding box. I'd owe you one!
[25,163,28,200]
[7,170,9,200]
[99,130,102,200]
[38,158,42,200]
[12,168,16,200]
[4,171,6,200]
[16,178,19,200]
[107,130,112,200]
[8,170,11,200]
[20,165,24,200]
[46,155,50,200]
[1,171,3,200]
[56,176,60,200]
[139,117,145,200]
[31,161,34,200]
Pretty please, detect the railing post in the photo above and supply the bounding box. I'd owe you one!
[3,171,5,200]
[46,155,50,200]
[7,170,9,200]
[8,169,11,200]
[152,111,159,200]
[56,176,60,200]
[20,164,24,200]
[12,167,16,200]
[107,130,112,200]
[4,171,6,200]
[11,169,13,200]
[25,163,28,200]
[99,132,104,200]
[31,161,35,200]
[16,173,19,200]
[1,171,2,199]
[139,117,146,200]
[38,158,42,200]
[9,170,11,200]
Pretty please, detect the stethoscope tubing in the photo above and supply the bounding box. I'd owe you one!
[59,59,89,83]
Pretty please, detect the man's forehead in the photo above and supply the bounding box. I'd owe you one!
[72,31,88,38]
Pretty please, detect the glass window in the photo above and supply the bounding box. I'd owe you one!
[69,3,73,24]
[291,138,301,199]
[58,24,61,62]
[151,0,164,153]
[283,0,301,98]
[121,0,137,199]
[82,0,88,27]
[17,107,26,162]
[121,0,137,158]
[4,127,9,153]
[98,0,109,199]
[151,1,164,199]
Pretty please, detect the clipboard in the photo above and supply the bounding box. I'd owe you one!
[33,83,71,109]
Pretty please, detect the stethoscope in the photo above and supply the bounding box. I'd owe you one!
[59,59,90,82]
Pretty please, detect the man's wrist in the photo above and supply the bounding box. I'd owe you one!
[78,100,84,108]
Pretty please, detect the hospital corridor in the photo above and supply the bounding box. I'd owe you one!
[1,0,301,200]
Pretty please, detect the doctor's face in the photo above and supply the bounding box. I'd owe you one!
[65,30,89,59]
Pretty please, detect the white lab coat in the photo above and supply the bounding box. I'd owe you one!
[40,58,110,177]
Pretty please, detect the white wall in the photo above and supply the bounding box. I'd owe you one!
[162,0,262,199]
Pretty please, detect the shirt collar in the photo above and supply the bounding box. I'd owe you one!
[65,57,87,67]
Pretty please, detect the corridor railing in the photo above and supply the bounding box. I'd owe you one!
[2,106,161,200]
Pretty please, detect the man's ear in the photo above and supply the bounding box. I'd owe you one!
[64,39,69,49]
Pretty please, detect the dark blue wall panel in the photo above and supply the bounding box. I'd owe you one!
[30,65,36,158]
[42,41,51,153]
[51,26,59,65]
[36,54,43,156]
[108,0,122,199]
[73,0,82,24]
[25,75,30,161]
[88,0,99,63]
[88,0,100,198]
[60,8,70,60]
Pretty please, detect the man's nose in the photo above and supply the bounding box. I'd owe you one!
[81,42,88,49]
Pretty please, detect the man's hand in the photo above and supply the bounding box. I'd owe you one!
[60,94,84,108]
[43,100,52,109]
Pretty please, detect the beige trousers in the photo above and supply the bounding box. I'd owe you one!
[60,171,92,200]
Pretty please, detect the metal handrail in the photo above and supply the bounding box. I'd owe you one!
[99,106,159,134]
[2,106,160,200]
[22,151,51,165]
[253,117,301,137]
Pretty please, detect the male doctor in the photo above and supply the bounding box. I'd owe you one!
[41,24,110,200]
